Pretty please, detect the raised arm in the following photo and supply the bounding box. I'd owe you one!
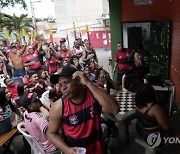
[47,99,77,154]
[105,72,118,91]
[19,44,27,55]
[27,33,32,45]
[113,62,118,74]
[37,41,42,51]
[72,48,76,55]
[13,32,21,47]
[3,60,7,78]
[0,50,7,61]
[82,50,88,62]
[45,48,51,59]
[122,74,128,92]
[72,71,119,115]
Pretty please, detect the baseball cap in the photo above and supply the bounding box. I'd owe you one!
[21,93,38,108]
[50,66,77,84]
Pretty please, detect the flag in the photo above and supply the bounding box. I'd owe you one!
[86,24,90,41]
[22,28,26,42]
[31,30,35,44]
[79,27,82,39]
[4,29,9,45]
[49,26,53,42]
[65,29,70,47]
[73,22,77,40]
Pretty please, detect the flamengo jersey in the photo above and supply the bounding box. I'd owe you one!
[23,50,42,70]
[62,88,104,154]
[48,56,58,74]
[59,51,70,60]
[114,48,131,70]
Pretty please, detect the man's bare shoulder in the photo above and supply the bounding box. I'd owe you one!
[50,98,63,117]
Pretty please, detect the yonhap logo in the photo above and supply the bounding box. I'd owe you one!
[147,132,180,148]
[147,132,161,148]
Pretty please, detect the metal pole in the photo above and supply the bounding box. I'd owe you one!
[30,0,41,34]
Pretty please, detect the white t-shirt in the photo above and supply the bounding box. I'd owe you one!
[74,46,84,64]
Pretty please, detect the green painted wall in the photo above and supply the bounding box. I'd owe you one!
[109,0,122,81]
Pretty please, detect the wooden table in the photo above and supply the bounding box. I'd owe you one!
[0,128,18,153]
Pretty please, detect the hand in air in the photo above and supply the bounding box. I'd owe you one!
[72,71,90,86]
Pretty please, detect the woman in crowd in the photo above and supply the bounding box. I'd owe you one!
[84,65,95,82]
[70,55,84,71]
[13,82,29,108]
[136,84,174,146]
[72,40,85,68]
[96,68,118,94]
[0,87,22,120]
[82,41,98,65]
[122,51,145,92]
[59,43,71,62]
[89,60,99,75]
[0,54,8,87]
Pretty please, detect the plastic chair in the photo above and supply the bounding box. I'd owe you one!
[40,91,51,109]
[17,122,46,154]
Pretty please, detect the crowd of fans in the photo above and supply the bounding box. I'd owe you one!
[0,34,120,153]
[0,34,178,154]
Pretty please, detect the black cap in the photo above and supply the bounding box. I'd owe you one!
[50,66,77,84]
[21,93,38,108]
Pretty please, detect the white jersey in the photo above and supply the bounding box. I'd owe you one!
[74,46,84,64]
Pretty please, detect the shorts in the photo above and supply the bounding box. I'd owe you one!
[13,68,26,77]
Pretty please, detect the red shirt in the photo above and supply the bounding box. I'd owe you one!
[114,49,131,70]
[48,56,58,74]
[28,79,46,98]
[7,83,18,99]
[62,88,104,154]
[59,51,70,60]
[23,50,42,70]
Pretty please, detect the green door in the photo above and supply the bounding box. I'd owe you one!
[150,21,171,80]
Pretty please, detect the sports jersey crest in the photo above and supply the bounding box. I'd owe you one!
[69,114,79,125]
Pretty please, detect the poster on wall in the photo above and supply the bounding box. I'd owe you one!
[103,40,107,45]
[96,33,100,39]
[102,33,106,39]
